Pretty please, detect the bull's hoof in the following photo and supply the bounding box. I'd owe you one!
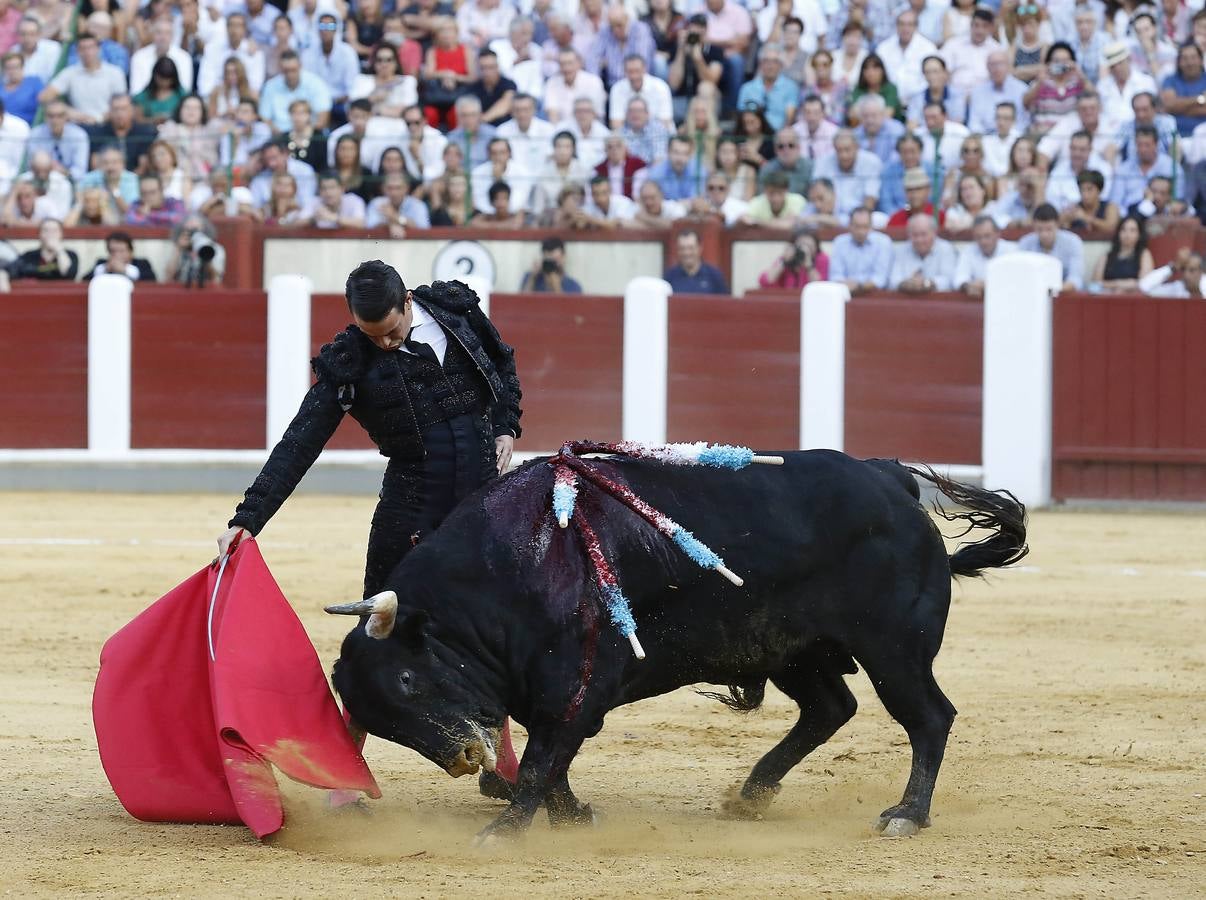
[875,816,920,837]
[548,802,600,828]
[472,810,530,848]
[720,783,780,821]
[478,770,515,802]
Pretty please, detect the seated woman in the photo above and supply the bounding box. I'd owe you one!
[428,171,474,226]
[146,139,189,203]
[847,53,904,125]
[1091,214,1154,292]
[283,98,327,172]
[468,180,526,228]
[159,94,221,194]
[65,187,121,227]
[533,131,592,213]
[714,136,758,202]
[261,172,313,226]
[207,57,256,123]
[1023,42,1086,136]
[352,43,419,118]
[422,18,477,129]
[332,134,375,202]
[216,97,273,175]
[757,226,828,289]
[1059,169,1119,234]
[537,182,591,230]
[944,172,998,231]
[941,134,998,207]
[0,218,77,291]
[1009,4,1047,84]
[134,57,187,125]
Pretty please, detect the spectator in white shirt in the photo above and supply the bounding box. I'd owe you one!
[564,95,609,168]
[398,103,448,185]
[919,101,970,173]
[490,15,543,79]
[1138,247,1206,298]
[16,16,60,83]
[130,19,195,95]
[197,13,267,98]
[755,0,826,56]
[982,101,1021,176]
[954,214,1017,296]
[583,172,638,225]
[942,6,1003,96]
[1097,40,1156,127]
[496,91,556,174]
[890,212,958,292]
[458,0,515,50]
[608,53,673,130]
[1037,91,1119,171]
[544,47,606,123]
[470,136,534,212]
[877,7,936,104]
[686,169,748,225]
[366,172,431,235]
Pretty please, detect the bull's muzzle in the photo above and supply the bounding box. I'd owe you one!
[324,590,397,639]
[445,727,498,778]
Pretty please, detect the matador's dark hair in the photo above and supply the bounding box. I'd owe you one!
[345,260,406,322]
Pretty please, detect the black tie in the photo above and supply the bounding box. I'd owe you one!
[405,326,440,366]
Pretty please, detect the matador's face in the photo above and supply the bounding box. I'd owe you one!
[355,292,414,351]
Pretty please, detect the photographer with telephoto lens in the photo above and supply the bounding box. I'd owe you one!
[165,214,226,287]
[519,235,583,293]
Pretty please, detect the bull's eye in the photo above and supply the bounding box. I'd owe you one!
[398,670,414,692]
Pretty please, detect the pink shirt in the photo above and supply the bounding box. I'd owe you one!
[0,7,21,56]
[704,1,752,46]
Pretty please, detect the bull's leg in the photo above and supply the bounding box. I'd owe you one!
[474,724,588,845]
[722,652,857,820]
[544,772,597,827]
[860,654,956,837]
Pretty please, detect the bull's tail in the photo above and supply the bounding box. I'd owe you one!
[907,465,1029,578]
[697,678,767,713]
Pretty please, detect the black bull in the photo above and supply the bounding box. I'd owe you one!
[328,450,1027,841]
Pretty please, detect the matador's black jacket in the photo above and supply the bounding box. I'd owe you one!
[228,281,523,559]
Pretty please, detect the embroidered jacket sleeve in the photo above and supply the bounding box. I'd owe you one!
[467,300,523,440]
[228,329,362,534]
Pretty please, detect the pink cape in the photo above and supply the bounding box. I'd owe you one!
[92,538,380,838]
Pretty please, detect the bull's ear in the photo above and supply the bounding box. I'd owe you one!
[398,610,430,648]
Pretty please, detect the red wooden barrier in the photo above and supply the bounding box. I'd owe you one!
[666,293,800,449]
[844,293,983,465]
[490,293,624,449]
[0,286,88,448]
[130,288,267,449]
[1052,294,1206,501]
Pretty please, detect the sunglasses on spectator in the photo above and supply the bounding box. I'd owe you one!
[962,145,982,153]
[707,184,727,191]
[1016,4,1039,15]
[375,55,395,62]
[776,142,798,149]
[405,118,423,125]
[318,22,338,31]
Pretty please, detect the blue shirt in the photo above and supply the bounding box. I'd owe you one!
[27,122,91,180]
[854,117,905,165]
[879,157,937,213]
[1017,230,1085,289]
[813,149,882,218]
[664,262,729,295]
[889,238,959,291]
[964,76,1030,133]
[258,71,333,131]
[736,74,799,131]
[906,86,966,129]
[1118,113,1178,161]
[446,123,498,168]
[521,272,583,293]
[828,230,894,288]
[1110,152,1180,211]
[1161,71,1206,136]
[0,75,43,124]
[645,158,706,201]
[302,40,361,103]
[80,168,140,204]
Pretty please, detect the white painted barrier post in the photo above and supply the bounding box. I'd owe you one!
[461,274,491,317]
[799,281,851,451]
[87,274,133,454]
[266,274,313,447]
[622,276,671,443]
[982,252,1061,507]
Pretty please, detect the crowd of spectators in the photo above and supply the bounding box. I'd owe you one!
[0,0,1204,296]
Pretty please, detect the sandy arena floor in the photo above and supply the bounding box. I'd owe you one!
[1,489,1204,898]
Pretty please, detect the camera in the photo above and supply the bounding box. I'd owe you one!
[1048,62,1068,76]
[788,248,807,268]
[686,32,700,45]
[541,258,560,275]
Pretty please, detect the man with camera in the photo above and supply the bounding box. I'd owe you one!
[164,215,225,286]
[519,236,582,293]
[85,231,157,282]
[667,14,723,122]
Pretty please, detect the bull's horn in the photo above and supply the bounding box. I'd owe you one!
[324,590,398,640]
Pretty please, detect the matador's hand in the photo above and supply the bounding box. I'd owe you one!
[215,526,247,562]
[495,435,514,474]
